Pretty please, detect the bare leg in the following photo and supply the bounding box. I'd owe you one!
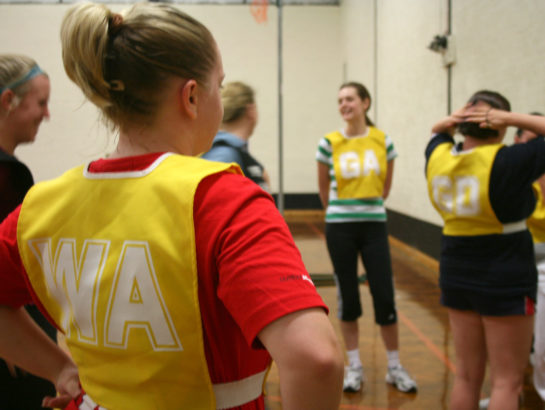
[340,320,359,351]
[484,314,533,410]
[534,273,545,400]
[448,309,487,410]
[380,323,399,351]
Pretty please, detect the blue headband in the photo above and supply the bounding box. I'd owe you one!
[0,65,45,94]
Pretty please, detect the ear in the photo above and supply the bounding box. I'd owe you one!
[246,103,257,120]
[180,79,199,120]
[0,89,15,113]
[362,98,371,112]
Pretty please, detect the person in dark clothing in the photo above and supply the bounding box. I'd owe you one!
[202,81,270,192]
[0,53,58,410]
[426,91,545,410]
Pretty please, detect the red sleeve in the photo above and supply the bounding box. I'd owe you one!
[194,172,327,347]
[0,206,34,307]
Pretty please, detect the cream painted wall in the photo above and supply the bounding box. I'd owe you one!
[340,0,545,227]
[340,0,447,225]
[0,3,341,195]
[339,0,375,108]
[282,6,341,192]
[1,4,104,182]
[3,1,545,229]
[451,0,545,121]
[374,0,447,225]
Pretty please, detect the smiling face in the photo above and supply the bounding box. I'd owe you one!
[7,74,50,147]
[338,86,369,124]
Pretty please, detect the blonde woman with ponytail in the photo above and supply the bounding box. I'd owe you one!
[0,3,343,410]
[203,81,270,192]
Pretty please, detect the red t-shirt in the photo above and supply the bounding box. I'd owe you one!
[0,153,327,409]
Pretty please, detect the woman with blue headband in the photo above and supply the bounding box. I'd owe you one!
[0,54,50,220]
[0,54,60,409]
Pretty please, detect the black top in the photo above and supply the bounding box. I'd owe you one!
[0,149,34,221]
[0,149,57,408]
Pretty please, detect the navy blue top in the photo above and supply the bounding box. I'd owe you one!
[203,131,268,191]
[202,131,247,166]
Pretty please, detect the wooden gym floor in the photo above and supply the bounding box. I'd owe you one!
[262,212,544,409]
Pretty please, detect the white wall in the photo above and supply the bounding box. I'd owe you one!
[340,0,447,225]
[451,0,545,117]
[339,0,375,107]
[374,0,447,225]
[282,6,341,192]
[340,0,545,226]
[1,4,107,182]
[0,3,341,196]
[3,0,545,229]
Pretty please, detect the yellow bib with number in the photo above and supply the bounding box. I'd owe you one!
[328,128,387,199]
[18,154,240,410]
[427,143,506,236]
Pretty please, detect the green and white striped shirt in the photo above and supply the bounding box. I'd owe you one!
[316,128,397,223]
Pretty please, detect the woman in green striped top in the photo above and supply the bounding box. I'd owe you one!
[316,82,416,394]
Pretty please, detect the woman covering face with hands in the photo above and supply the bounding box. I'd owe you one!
[426,90,545,410]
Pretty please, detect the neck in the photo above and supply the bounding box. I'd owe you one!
[344,117,368,137]
[0,128,16,155]
[0,141,15,156]
[108,88,206,158]
[110,117,195,159]
[221,119,253,141]
[112,130,191,158]
[462,135,500,150]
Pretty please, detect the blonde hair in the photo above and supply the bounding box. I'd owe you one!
[221,81,255,124]
[0,54,45,97]
[60,2,217,128]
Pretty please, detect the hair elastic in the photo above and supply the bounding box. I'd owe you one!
[107,80,125,91]
[0,65,45,94]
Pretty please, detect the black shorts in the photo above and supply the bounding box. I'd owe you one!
[325,221,397,325]
[441,287,536,316]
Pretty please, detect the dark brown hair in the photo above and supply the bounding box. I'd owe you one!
[458,90,511,140]
[340,82,374,126]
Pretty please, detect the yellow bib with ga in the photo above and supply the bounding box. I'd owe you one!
[426,143,509,236]
[18,154,240,410]
[529,181,545,243]
[328,128,387,199]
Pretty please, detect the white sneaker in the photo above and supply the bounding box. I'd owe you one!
[343,365,364,392]
[478,397,490,409]
[478,395,522,409]
[385,365,417,393]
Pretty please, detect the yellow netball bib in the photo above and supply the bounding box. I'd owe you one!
[529,181,545,243]
[328,128,387,199]
[18,154,240,410]
[427,143,509,236]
